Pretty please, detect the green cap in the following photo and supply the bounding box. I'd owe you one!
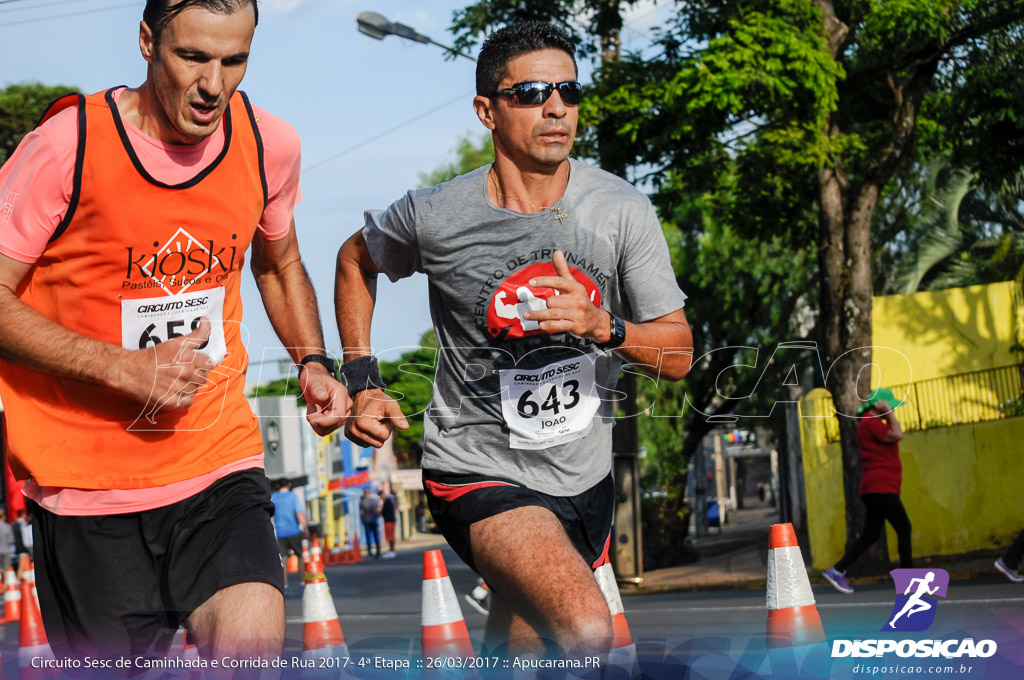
[857,387,905,415]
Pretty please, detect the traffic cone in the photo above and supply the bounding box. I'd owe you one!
[766,523,825,647]
[310,536,324,571]
[3,567,20,624]
[302,539,312,572]
[350,534,362,564]
[162,628,201,680]
[301,571,350,669]
[181,629,199,663]
[19,568,54,678]
[287,553,300,574]
[421,550,476,664]
[594,561,641,679]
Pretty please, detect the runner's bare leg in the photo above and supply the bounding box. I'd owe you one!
[187,582,283,674]
[470,505,612,658]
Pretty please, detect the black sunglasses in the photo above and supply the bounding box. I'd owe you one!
[491,80,583,106]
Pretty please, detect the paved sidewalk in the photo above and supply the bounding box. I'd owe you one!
[639,504,776,593]
[388,505,1016,595]
[634,501,1015,595]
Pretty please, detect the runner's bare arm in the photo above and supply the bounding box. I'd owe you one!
[523,250,693,381]
[0,251,214,408]
[334,231,379,363]
[334,231,409,448]
[251,220,350,435]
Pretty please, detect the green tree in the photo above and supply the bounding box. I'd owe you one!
[418,133,494,187]
[249,376,304,400]
[451,0,1024,565]
[1,83,77,167]
[888,165,1024,293]
[378,330,439,467]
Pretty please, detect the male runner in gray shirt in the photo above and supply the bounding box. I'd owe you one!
[335,21,691,661]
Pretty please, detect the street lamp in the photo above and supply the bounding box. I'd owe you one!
[355,12,477,62]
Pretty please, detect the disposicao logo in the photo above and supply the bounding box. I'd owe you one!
[883,568,949,632]
[831,567,998,659]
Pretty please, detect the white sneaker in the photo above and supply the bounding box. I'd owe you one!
[995,558,1024,583]
[381,551,397,559]
[463,593,489,615]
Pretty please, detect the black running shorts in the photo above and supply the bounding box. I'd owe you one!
[30,468,283,662]
[422,469,613,573]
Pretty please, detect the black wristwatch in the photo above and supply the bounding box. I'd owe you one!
[299,353,338,378]
[598,312,627,349]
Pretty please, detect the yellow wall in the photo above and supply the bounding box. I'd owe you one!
[802,281,1023,569]
[801,411,1024,569]
[871,280,1022,386]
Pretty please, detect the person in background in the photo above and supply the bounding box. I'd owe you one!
[360,487,382,559]
[824,387,912,594]
[271,479,308,589]
[994,529,1024,583]
[379,489,398,558]
[12,509,31,567]
[0,510,13,571]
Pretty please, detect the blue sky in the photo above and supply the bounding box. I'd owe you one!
[0,0,669,382]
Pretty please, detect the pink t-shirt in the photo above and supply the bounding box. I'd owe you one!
[0,87,301,262]
[0,88,300,514]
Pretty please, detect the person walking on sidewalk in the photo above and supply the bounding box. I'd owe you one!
[824,388,913,594]
[360,487,383,558]
[379,489,398,558]
[0,0,350,665]
[0,510,12,571]
[995,529,1024,583]
[272,479,308,588]
[335,21,692,660]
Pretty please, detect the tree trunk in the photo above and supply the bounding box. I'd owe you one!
[814,0,893,574]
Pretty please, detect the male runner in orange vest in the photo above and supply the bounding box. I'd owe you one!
[0,0,349,666]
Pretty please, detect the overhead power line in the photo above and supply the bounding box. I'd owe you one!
[0,0,94,12]
[0,2,136,27]
[303,90,475,175]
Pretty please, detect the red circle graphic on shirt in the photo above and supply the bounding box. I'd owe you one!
[486,262,602,340]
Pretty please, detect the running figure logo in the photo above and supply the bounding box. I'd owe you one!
[882,568,950,632]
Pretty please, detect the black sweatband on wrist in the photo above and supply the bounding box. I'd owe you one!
[338,356,385,397]
[299,353,338,378]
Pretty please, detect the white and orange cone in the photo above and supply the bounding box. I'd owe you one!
[301,539,312,572]
[594,561,641,679]
[421,550,476,671]
[309,536,324,574]
[3,567,21,624]
[164,628,201,680]
[302,571,351,670]
[19,568,54,679]
[766,523,825,647]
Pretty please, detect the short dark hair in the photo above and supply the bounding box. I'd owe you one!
[143,0,258,48]
[476,21,577,97]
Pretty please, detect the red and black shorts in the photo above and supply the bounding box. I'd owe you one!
[422,469,613,573]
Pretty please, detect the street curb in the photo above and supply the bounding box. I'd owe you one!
[628,577,767,596]
[624,567,1004,597]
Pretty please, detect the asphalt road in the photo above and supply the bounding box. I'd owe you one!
[2,548,1021,679]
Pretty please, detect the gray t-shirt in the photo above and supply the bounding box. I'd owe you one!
[363,159,687,496]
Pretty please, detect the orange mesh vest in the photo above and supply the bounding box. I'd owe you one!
[0,88,267,489]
